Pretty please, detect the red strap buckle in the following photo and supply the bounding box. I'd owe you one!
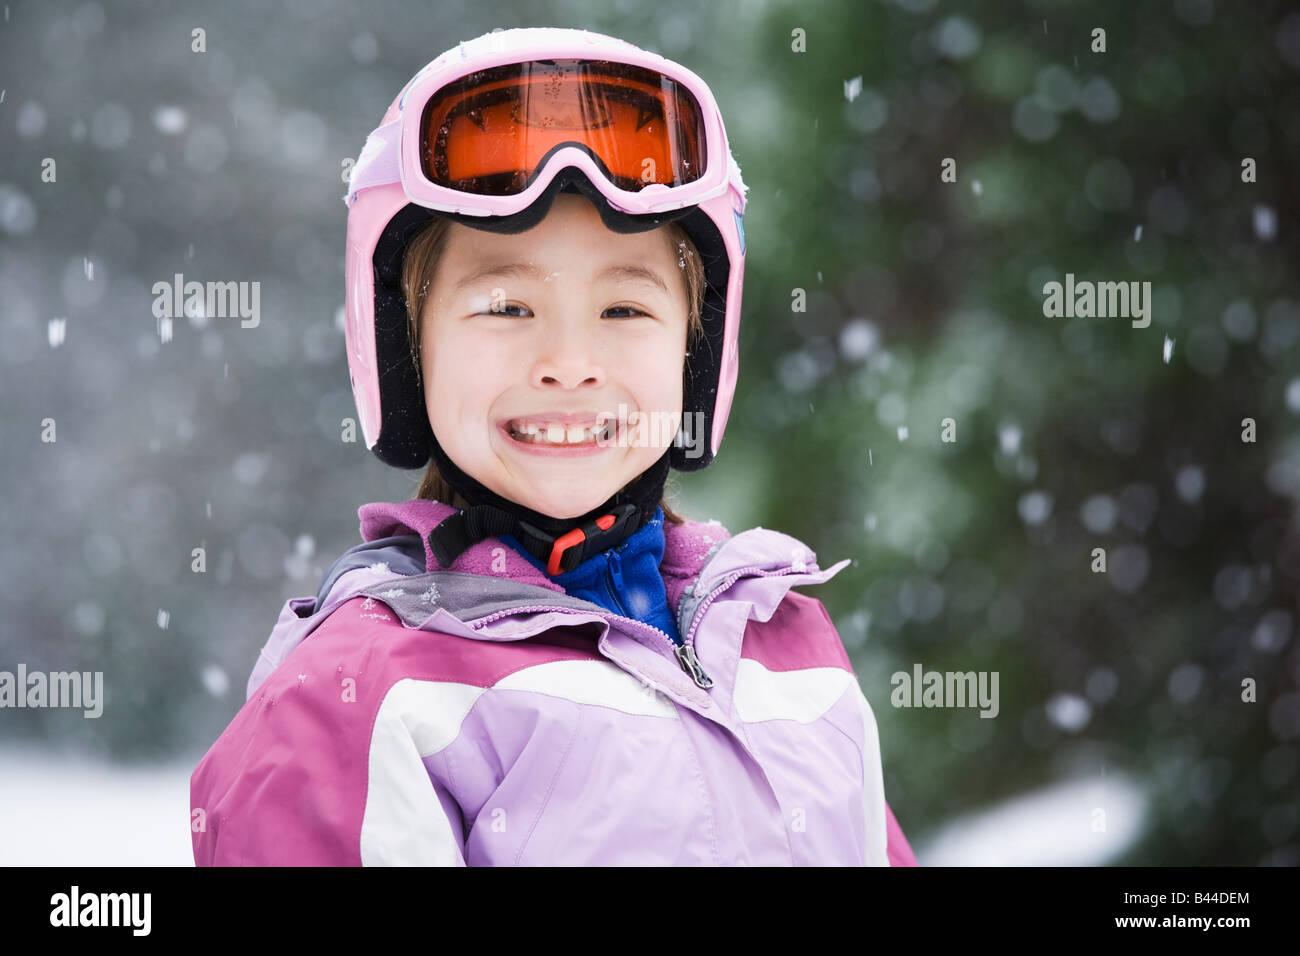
[546,513,616,576]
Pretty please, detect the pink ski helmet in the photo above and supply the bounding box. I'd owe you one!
[342,26,748,472]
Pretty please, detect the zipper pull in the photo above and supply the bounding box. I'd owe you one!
[674,642,713,689]
[608,549,625,593]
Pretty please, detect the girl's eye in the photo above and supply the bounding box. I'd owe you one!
[604,305,649,319]
[478,303,532,318]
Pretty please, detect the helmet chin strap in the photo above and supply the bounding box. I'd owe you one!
[425,430,672,576]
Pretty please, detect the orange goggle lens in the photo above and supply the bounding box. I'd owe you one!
[420,59,707,196]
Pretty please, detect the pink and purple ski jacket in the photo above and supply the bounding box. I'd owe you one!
[190,498,918,866]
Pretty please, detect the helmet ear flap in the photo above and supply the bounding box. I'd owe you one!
[369,204,443,470]
[668,206,731,472]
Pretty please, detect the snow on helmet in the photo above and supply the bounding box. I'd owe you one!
[342,26,748,472]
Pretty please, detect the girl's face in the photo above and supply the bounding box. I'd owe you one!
[418,193,690,520]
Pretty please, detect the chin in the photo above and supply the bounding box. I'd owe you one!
[527,497,607,520]
[516,484,619,519]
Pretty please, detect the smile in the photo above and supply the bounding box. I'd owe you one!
[505,418,616,446]
[498,414,626,456]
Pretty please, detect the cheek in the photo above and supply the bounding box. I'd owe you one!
[629,338,686,410]
[423,323,514,421]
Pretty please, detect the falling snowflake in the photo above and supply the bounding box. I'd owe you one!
[999,423,1023,455]
[199,664,229,697]
[360,596,376,610]
[1253,204,1277,241]
[1045,693,1092,732]
[420,582,439,604]
[153,105,187,135]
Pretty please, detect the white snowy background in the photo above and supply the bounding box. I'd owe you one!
[0,742,1148,866]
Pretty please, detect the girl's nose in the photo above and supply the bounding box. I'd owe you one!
[530,322,607,390]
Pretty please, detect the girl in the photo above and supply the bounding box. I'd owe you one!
[191,26,918,867]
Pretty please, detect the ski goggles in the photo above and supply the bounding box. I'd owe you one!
[350,52,733,217]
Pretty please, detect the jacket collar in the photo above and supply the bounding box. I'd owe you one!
[349,498,851,672]
[248,498,850,703]
[357,497,736,622]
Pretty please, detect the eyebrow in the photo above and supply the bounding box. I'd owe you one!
[452,261,669,294]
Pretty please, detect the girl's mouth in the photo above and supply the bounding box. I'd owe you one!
[499,416,621,456]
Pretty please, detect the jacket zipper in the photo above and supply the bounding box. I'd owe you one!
[469,601,710,687]
[683,564,824,649]
[467,562,821,691]
[604,550,629,616]
[603,550,714,690]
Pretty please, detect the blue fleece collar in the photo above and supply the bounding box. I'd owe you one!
[499,506,681,643]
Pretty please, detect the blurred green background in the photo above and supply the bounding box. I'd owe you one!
[1,0,1297,865]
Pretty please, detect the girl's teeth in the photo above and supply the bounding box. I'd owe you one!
[511,420,612,445]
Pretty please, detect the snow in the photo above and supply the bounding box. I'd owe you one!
[1045,693,1092,731]
[1107,544,1150,593]
[914,773,1148,866]
[1017,490,1052,526]
[152,105,187,135]
[199,664,230,698]
[1079,493,1117,533]
[350,32,379,64]
[1251,609,1292,653]
[1085,667,1119,703]
[16,100,46,138]
[90,102,132,149]
[838,318,879,361]
[1253,204,1277,241]
[0,184,37,235]
[1167,663,1204,704]
[0,744,1148,868]
[932,16,981,59]
[1078,77,1121,123]
[1286,378,1300,413]
[1175,464,1205,503]
[0,746,196,866]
